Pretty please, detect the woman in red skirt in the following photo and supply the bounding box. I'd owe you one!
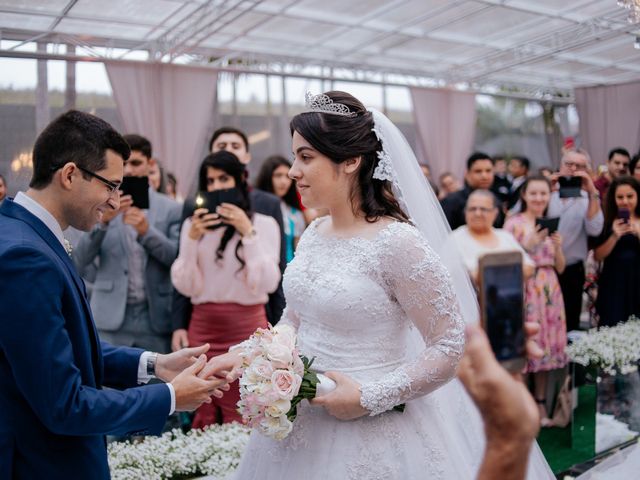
[171,151,281,426]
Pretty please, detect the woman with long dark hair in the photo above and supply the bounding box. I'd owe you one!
[203,91,553,479]
[256,155,306,262]
[171,150,281,426]
[594,176,640,326]
[504,175,567,427]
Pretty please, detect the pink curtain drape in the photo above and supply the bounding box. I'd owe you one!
[574,80,640,167]
[105,62,218,198]
[409,87,477,182]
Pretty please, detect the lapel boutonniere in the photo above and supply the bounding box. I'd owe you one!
[63,238,73,257]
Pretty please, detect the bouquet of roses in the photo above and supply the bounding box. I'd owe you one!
[236,324,334,440]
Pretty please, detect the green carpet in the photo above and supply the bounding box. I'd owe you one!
[537,384,596,474]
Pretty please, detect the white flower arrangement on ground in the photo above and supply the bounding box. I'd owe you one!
[108,423,250,480]
[566,317,640,375]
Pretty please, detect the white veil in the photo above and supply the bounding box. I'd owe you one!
[368,108,479,326]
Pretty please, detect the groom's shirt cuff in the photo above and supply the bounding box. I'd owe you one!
[138,352,176,415]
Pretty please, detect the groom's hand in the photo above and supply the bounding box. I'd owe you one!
[171,355,229,412]
[156,344,215,382]
[311,371,368,421]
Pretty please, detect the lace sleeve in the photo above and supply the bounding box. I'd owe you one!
[359,224,465,416]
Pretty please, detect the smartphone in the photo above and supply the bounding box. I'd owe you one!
[618,208,630,224]
[558,176,582,198]
[194,188,244,229]
[120,176,150,209]
[535,216,560,234]
[478,251,526,372]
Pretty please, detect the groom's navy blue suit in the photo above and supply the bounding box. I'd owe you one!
[0,199,171,479]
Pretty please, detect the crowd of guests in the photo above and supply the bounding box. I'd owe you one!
[54,123,638,433]
[435,146,640,426]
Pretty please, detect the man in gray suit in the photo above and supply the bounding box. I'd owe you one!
[74,135,181,354]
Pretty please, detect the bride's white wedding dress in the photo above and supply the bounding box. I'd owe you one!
[232,217,554,479]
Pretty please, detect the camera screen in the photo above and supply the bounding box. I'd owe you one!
[482,263,525,361]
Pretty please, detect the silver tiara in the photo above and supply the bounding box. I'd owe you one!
[304,92,357,118]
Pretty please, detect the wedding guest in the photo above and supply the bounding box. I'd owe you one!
[450,190,534,284]
[171,151,280,426]
[438,171,461,200]
[504,175,567,427]
[507,156,530,212]
[593,176,640,327]
[492,156,511,207]
[74,134,181,354]
[0,173,6,206]
[441,152,503,229]
[172,127,286,339]
[166,172,182,201]
[419,163,440,198]
[547,148,603,332]
[149,158,166,193]
[629,153,640,182]
[594,147,631,200]
[256,155,306,262]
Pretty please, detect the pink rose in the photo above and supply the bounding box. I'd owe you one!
[271,369,302,400]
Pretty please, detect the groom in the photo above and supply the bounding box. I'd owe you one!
[0,111,229,479]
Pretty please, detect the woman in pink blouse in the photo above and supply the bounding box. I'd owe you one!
[171,151,281,426]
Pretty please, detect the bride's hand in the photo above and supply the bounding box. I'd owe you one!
[197,350,243,382]
[311,371,368,421]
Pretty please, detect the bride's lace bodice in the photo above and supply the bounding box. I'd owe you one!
[280,217,465,415]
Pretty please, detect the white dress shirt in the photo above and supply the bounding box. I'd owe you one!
[13,192,175,414]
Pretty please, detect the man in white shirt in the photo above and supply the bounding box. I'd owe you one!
[547,148,604,332]
[0,110,228,478]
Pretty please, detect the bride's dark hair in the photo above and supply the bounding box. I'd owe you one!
[290,91,409,223]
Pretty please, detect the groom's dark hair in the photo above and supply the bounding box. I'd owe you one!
[30,110,130,189]
[290,91,409,224]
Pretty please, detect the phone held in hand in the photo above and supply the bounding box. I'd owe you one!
[194,188,244,230]
[558,176,582,198]
[535,216,560,234]
[618,208,630,224]
[120,176,150,209]
[478,251,526,373]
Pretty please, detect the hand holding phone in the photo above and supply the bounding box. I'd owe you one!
[535,217,560,235]
[612,218,633,239]
[120,176,150,209]
[558,176,583,198]
[477,252,526,373]
[188,208,221,240]
[618,208,630,224]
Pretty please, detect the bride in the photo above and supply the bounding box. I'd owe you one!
[204,91,554,479]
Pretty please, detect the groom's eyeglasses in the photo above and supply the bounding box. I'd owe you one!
[75,165,121,194]
[51,163,121,194]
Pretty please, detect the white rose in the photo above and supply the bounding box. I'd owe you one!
[272,324,297,350]
[259,415,293,440]
[251,357,274,379]
[265,342,293,368]
[265,398,292,418]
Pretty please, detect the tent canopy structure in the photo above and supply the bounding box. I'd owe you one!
[1,0,639,101]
